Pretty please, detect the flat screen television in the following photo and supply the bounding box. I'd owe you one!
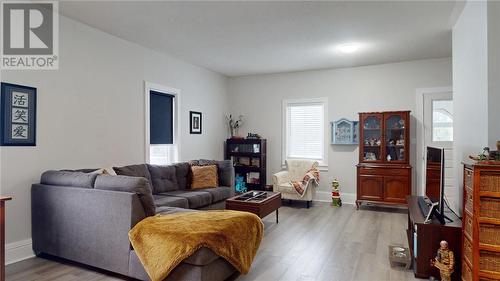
[425,146,445,216]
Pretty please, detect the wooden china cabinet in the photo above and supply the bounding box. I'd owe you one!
[356,111,412,209]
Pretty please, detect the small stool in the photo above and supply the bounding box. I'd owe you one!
[388,245,411,270]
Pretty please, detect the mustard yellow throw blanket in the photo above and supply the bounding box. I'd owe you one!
[129,210,264,281]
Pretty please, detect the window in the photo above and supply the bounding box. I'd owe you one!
[283,98,327,167]
[145,82,179,165]
[432,100,453,142]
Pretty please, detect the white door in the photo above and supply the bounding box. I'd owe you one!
[423,91,454,205]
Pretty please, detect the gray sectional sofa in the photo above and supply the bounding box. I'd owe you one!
[31,160,237,281]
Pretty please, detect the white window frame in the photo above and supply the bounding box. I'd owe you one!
[282,97,328,170]
[144,81,181,164]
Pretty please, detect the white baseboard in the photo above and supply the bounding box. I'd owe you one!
[6,239,34,265]
[314,191,356,205]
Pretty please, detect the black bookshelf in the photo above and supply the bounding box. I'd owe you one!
[225,138,267,191]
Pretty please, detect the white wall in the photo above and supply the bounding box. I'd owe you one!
[488,1,500,149]
[452,1,489,213]
[228,58,452,202]
[0,16,229,263]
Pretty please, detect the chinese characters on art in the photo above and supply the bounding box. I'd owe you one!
[1,83,37,146]
[11,92,30,139]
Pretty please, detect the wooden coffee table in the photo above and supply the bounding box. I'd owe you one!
[226,191,282,223]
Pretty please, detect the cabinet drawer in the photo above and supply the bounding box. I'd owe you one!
[465,168,474,190]
[480,172,500,193]
[464,211,473,240]
[480,197,500,220]
[479,250,500,273]
[479,223,500,246]
[465,187,474,215]
[464,236,473,265]
[462,259,472,281]
[359,167,409,176]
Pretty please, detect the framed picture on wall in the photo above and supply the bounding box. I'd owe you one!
[190,111,202,134]
[0,83,37,146]
[331,118,358,145]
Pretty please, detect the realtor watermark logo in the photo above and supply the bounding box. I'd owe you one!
[1,1,59,70]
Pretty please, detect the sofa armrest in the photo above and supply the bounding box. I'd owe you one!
[273,171,290,186]
[216,160,234,189]
[31,184,145,275]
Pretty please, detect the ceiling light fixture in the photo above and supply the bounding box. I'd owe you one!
[336,43,362,54]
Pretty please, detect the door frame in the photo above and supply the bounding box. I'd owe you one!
[415,86,452,196]
[144,81,181,163]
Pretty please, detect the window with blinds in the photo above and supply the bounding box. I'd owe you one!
[149,90,177,165]
[284,99,326,164]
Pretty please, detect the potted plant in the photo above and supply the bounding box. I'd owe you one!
[226,114,244,138]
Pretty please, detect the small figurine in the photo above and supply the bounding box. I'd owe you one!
[430,240,454,281]
[331,179,342,207]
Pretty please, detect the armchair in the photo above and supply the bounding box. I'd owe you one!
[272,159,319,208]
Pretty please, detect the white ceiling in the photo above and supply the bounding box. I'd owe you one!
[59,1,461,77]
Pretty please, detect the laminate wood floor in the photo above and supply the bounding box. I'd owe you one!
[6,202,422,281]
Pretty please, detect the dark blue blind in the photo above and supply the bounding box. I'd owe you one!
[150,91,174,144]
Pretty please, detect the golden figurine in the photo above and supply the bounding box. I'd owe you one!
[430,240,454,281]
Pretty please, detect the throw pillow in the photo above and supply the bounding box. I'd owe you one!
[113,164,152,184]
[102,167,117,176]
[199,159,233,187]
[191,165,218,189]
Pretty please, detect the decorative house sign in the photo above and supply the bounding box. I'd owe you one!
[331,118,359,145]
[1,83,37,146]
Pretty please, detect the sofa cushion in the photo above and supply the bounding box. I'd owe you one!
[191,165,218,189]
[40,170,98,188]
[113,164,152,186]
[173,162,190,190]
[94,175,156,217]
[199,159,233,187]
[155,206,196,215]
[147,164,178,193]
[197,186,232,203]
[275,182,295,193]
[153,195,188,209]
[159,190,212,209]
[183,247,220,266]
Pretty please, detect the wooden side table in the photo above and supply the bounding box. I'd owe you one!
[0,197,12,281]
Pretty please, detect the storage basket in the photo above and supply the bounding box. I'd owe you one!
[464,237,473,265]
[462,261,472,281]
[465,187,474,214]
[480,173,500,193]
[479,223,500,245]
[465,213,473,239]
[465,169,473,189]
[479,251,500,272]
[480,197,500,219]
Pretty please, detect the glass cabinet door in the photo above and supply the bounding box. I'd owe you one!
[361,115,382,161]
[384,114,406,162]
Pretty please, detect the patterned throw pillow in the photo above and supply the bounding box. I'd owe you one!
[191,165,218,189]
